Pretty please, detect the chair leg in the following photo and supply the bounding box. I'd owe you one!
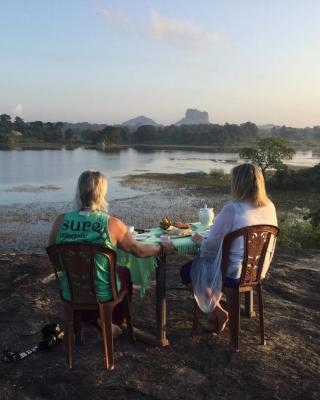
[257,285,265,345]
[99,304,115,370]
[225,288,240,351]
[73,310,83,345]
[64,304,73,369]
[123,293,135,343]
[191,301,200,339]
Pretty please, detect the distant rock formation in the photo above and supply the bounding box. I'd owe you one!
[122,116,159,128]
[175,109,209,125]
[258,124,280,132]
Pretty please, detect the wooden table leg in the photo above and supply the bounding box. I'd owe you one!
[245,290,256,318]
[155,255,169,346]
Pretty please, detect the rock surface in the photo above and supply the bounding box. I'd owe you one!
[175,109,210,125]
[184,171,208,177]
[122,115,159,128]
[0,249,319,400]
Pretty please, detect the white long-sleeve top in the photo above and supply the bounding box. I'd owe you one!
[200,201,278,279]
[191,200,278,312]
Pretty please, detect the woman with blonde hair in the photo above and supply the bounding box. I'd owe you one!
[49,170,175,334]
[180,163,277,333]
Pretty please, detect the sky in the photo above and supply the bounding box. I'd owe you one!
[1,0,320,127]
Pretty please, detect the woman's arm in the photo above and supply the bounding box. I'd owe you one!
[108,216,175,257]
[48,214,65,246]
[200,203,235,255]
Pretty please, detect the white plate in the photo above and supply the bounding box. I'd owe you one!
[170,234,192,239]
[135,235,151,241]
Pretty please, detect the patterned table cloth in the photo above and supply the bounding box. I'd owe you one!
[116,223,209,295]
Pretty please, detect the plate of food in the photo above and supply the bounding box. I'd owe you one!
[160,216,190,230]
[167,227,192,239]
[135,234,153,241]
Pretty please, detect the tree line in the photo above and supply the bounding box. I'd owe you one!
[1,113,320,147]
[267,125,320,142]
[0,115,259,146]
[0,114,67,145]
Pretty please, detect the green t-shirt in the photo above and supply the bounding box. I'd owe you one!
[55,210,120,302]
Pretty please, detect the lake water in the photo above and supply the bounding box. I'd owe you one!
[1,147,319,205]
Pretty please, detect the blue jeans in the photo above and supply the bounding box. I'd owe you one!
[180,260,240,288]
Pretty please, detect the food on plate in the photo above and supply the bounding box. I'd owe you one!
[167,228,191,237]
[173,221,190,229]
[160,216,172,230]
[160,216,190,230]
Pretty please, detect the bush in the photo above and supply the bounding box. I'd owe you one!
[208,169,231,192]
[269,163,320,192]
[209,168,225,177]
[278,210,320,249]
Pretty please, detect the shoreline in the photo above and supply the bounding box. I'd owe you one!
[1,172,320,254]
[2,141,320,152]
[0,186,229,254]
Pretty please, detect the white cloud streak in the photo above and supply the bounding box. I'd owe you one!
[150,11,221,50]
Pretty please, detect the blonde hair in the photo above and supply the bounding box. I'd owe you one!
[74,170,108,212]
[231,163,269,207]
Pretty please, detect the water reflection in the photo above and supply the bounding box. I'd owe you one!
[0,147,319,205]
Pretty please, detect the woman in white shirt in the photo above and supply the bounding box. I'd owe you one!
[180,163,277,333]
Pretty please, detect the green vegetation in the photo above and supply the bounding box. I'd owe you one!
[240,137,295,176]
[123,168,320,249]
[0,114,65,147]
[269,163,320,192]
[278,210,320,249]
[122,169,231,193]
[130,122,259,145]
[2,113,320,149]
[262,124,320,146]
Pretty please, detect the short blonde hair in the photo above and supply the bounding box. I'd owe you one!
[231,163,269,207]
[74,170,108,212]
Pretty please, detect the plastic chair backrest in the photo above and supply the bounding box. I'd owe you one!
[221,225,280,286]
[46,243,119,304]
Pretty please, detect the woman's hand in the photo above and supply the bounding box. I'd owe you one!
[192,232,204,245]
[161,242,176,255]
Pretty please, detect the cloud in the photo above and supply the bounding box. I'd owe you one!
[13,103,23,116]
[150,11,221,50]
[101,7,128,27]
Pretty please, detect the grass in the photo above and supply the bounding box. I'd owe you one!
[122,171,320,250]
[122,170,231,193]
[123,171,320,213]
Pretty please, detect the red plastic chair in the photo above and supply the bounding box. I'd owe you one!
[46,243,135,369]
[192,224,279,351]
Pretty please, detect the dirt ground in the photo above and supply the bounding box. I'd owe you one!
[0,249,319,400]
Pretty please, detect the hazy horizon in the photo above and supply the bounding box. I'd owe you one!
[1,0,320,128]
[2,114,317,130]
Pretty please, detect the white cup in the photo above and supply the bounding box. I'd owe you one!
[160,235,171,243]
[128,226,135,235]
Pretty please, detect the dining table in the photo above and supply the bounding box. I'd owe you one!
[116,223,255,347]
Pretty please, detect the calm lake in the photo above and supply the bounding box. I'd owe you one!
[1,147,319,205]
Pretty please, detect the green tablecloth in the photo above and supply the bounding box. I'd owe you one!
[116,223,209,296]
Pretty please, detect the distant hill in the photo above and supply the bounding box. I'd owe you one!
[258,124,280,132]
[122,116,159,128]
[175,109,209,125]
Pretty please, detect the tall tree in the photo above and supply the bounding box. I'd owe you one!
[65,128,75,142]
[239,137,295,177]
[97,126,123,145]
[0,114,12,133]
[133,125,158,143]
[44,122,64,142]
[14,116,25,134]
